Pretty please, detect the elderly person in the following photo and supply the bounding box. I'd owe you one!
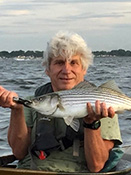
[0,31,123,173]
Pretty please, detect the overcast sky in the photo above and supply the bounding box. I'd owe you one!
[0,0,131,52]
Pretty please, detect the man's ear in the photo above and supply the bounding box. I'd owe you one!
[45,69,50,76]
[83,69,87,76]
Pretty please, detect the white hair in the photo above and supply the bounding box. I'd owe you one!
[43,31,94,71]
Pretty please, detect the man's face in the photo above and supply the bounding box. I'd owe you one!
[46,55,86,91]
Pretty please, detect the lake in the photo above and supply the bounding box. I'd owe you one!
[0,56,131,156]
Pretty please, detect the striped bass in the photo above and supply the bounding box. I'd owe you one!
[14,80,131,131]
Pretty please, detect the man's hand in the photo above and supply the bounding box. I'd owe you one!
[0,86,20,109]
[84,100,115,124]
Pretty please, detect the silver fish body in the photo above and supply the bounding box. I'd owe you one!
[14,80,131,131]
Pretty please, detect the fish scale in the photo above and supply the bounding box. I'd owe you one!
[13,80,131,131]
[59,92,130,106]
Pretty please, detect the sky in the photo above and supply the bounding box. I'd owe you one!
[0,0,131,52]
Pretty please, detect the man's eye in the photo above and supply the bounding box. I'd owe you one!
[71,61,78,65]
[71,61,75,65]
[55,61,64,65]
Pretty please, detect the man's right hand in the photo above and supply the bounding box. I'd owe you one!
[0,86,21,109]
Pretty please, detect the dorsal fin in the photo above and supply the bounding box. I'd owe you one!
[99,80,123,94]
[73,80,96,90]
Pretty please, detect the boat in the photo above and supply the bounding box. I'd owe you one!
[0,146,130,175]
[0,167,130,175]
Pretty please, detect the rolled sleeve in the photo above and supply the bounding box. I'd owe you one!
[100,114,122,145]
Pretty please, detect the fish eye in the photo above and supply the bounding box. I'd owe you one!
[39,97,43,101]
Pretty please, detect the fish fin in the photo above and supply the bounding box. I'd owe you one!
[116,110,125,114]
[58,103,65,111]
[99,80,124,94]
[73,80,96,90]
[70,119,80,132]
[64,116,80,132]
[64,115,74,126]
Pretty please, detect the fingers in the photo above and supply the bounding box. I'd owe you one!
[0,86,6,91]
[100,102,108,117]
[87,102,94,116]
[108,106,115,118]
[95,100,108,117]
[96,100,115,118]
[0,90,10,106]
[86,100,115,122]
[85,103,96,123]
[0,86,6,96]
[95,100,101,115]
[0,86,18,108]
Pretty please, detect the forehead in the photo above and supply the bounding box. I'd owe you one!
[52,54,81,62]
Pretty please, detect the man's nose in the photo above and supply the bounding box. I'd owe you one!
[62,62,71,73]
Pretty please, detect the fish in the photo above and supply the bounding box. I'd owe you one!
[13,80,131,132]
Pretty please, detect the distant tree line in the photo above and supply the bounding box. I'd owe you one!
[93,49,131,57]
[0,50,43,58]
[0,49,131,58]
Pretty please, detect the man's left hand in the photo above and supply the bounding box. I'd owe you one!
[84,100,115,124]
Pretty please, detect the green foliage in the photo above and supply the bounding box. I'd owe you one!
[0,50,43,58]
[0,49,131,58]
[0,51,10,58]
[93,49,131,57]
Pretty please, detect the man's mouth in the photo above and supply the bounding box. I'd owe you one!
[60,78,73,81]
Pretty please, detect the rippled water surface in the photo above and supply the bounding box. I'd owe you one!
[0,56,131,156]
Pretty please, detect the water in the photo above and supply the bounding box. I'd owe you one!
[0,56,131,156]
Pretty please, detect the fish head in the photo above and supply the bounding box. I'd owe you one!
[29,93,60,115]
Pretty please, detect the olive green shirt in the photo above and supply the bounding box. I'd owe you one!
[17,105,123,172]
